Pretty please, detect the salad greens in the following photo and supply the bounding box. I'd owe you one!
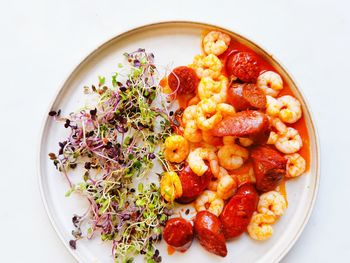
[49,49,175,263]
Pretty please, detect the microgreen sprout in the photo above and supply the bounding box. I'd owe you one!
[49,49,176,262]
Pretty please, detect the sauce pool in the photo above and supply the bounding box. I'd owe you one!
[218,38,310,173]
[167,245,175,255]
[163,32,310,176]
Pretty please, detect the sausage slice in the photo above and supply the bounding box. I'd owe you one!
[168,66,199,95]
[226,52,260,83]
[251,146,287,192]
[194,211,227,257]
[220,184,259,239]
[176,165,212,204]
[163,217,194,252]
[210,110,270,140]
[227,83,266,111]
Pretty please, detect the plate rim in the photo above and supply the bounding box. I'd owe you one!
[37,20,320,263]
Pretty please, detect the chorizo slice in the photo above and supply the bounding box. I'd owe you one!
[227,83,251,110]
[220,184,259,239]
[194,211,227,257]
[226,52,260,83]
[210,110,270,140]
[168,66,199,95]
[176,165,212,204]
[251,146,287,192]
[227,83,266,111]
[163,217,194,252]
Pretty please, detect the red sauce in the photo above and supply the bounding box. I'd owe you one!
[231,161,255,186]
[166,31,310,178]
[278,180,288,207]
[159,77,168,88]
[160,76,196,109]
[278,87,310,172]
[177,93,195,109]
[167,245,175,255]
[218,38,310,173]
[161,31,310,257]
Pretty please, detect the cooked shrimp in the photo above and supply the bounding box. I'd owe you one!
[198,76,228,103]
[247,212,275,241]
[266,95,283,117]
[202,130,222,145]
[285,153,306,178]
[267,131,279,145]
[223,135,253,147]
[269,117,288,134]
[217,174,237,200]
[217,144,249,170]
[208,179,218,191]
[195,190,224,217]
[198,142,217,153]
[203,31,231,56]
[257,71,283,97]
[187,147,219,176]
[196,98,223,131]
[275,127,302,154]
[238,137,254,147]
[266,95,302,124]
[277,95,302,124]
[182,105,198,125]
[190,54,223,79]
[258,191,287,218]
[231,165,256,185]
[164,135,190,163]
[217,103,236,117]
[208,166,230,181]
[160,172,183,202]
[267,117,287,144]
[184,120,202,143]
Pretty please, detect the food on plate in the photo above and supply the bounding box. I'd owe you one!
[226,52,260,83]
[190,54,223,79]
[227,83,266,111]
[257,191,287,218]
[210,110,270,140]
[251,146,287,192]
[176,165,212,203]
[168,66,199,95]
[220,184,259,239]
[194,211,227,257]
[160,171,183,202]
[285,153,306,178]
[187,146,219,176]
[163,218,194,252]
[257,71,283,97]
[247,212,275,241]
[217,143,249,170]
[49,49,173,263]
[194,190,224,217]
[48,29,310,262]
[164,135,189,163]
[203,31,231,56]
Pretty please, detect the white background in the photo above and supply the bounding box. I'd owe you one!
[0,0,349,262]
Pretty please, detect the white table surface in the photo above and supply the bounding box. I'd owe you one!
[1,0,349,262]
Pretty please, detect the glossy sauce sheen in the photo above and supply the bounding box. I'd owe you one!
[163,36,310,171]
[162,30,311,257]
[218,39,310,172]
[167,245,175,255]
[163,218,194,251]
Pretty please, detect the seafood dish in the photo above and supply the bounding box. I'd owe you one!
[48,29,309,262]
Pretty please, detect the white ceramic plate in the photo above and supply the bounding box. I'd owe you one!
[38,21,319,263]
